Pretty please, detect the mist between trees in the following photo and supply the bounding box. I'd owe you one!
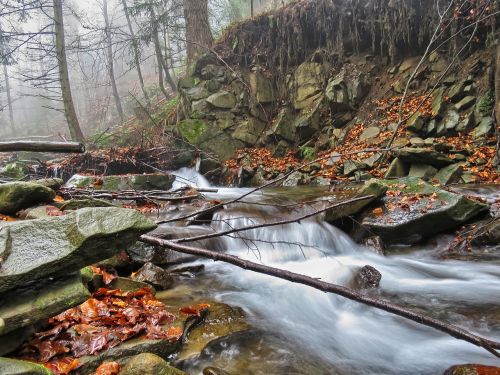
[0,0,290,141]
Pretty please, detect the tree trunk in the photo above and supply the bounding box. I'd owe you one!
[103,0,125,122]
[121,0,150,107]
[495,41,500,124]
[53,0,85,142]
[3,64,14,132]
[0,141,85,153]
[183,0,213,68]
[251,0,254,16]
[149,7,176,93]
[155,50,168,99]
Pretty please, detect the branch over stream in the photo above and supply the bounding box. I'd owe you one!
[139,237,500,358]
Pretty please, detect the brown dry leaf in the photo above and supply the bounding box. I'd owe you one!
[93,361,120,375]
[372,207,384,216]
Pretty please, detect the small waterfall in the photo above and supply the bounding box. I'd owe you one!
[166,169,500,374]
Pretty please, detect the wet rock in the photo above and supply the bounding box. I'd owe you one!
[444,364,500,375]
[384,158,409,178]
[32,178,64,191]
[0,162,29,180]
[108,277,154,293]
[59,198,116,211]
[361,236,385,255]
[352,265,382,289]
[471,218,500,246]
[282,172,304,187]
[0,358,52,375]
[177,302,250,362]
[132,262,174,290]
[434,163,463,185]
[0,274,90,335]
[0,207,156,293]
[206,91,236,109]
[394,148,453,168]
[408,163,438,180]
[361,177,488,244]
[0,325,36,356]
[0,182,55,215]
[121,353,187,375]
[454,96,476,111]
[64,173,175,191]
[325,179,388,222]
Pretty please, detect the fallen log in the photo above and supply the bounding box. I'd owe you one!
[139,235,500,358]
[0,141,85,153]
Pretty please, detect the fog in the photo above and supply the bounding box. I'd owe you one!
[0,0,288,141]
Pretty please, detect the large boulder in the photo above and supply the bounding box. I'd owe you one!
[0,182,55,215]
[0,207,156,293]
[64,173,175,191]
[0,274,90,335]
[206,91,236,109]
[121,353,187,375]
[361,177,488,244]
[249,70,274,103]
[292,62,328,109]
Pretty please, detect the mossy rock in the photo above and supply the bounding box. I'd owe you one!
[178,119,208,144]
[0,182,55,215]
[0,163,29,180]
[120,353,187,375]
[360,177,488,244]
[0,358,52,375]
[59,198,116,211]
[0,207,156,294]
[64,174,175,191]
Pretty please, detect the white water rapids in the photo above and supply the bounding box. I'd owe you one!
[166,169,500,374]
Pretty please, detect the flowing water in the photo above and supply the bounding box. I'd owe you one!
[160,170,500,375]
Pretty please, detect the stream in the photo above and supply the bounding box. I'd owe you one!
[155,169,500,375]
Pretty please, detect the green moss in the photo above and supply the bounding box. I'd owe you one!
[477,90,494,115]
[178,119,208,144]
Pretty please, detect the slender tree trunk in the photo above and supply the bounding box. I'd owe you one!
[183,0,213,68]
[121,0,150,106]
[155,43,168,98]
[149,7,176,93]
[103,0,125,122]
[3,64,14,132]
[53,0,84,142]
[495,41,500,124]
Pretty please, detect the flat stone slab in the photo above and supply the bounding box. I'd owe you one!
[0,274,90,335]
[0,207,156,294]
[393,148,454,168]
[361,177,488,244]
[64,174,175,191]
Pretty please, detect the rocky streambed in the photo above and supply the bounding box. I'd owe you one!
[0,171,499,375]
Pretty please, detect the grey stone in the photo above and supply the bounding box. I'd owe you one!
[0,358,51,375]
[343,160,366,176]
[132,262,174,290]
[385,158,409,178]
[270,107,296,142]
[410,137,425,147]
[0,163,28,180]
[0,182,55,215]
[206,91,237,109]
[359,127,380,141]
[406,112,425,132]
[293,62,328,109]
[447,82,467,102]
[454,96,476,111]
[249,70,274,103]
[0,207,156,293]
[409,163,438,180]
[472,116,493,139]
[352,265,382,289]
[443,110,460,131]
[59,198,116,211]
[232,118,266,145]
[394,148,454,168]
[185,86,209,101]
[455,111,475,133]
[31,178,64,191]
[431,87,446,118]
[282,172,303,187]
[0,274,90,335]
[361,177,488,244]
[435,163,464,185]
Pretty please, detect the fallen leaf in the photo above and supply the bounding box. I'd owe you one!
[93,361,120,375]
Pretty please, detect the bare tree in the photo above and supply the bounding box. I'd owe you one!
[121,0,150,105]
[53,0,84,142]
[103,0,125,122]
[184,0,213,68]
